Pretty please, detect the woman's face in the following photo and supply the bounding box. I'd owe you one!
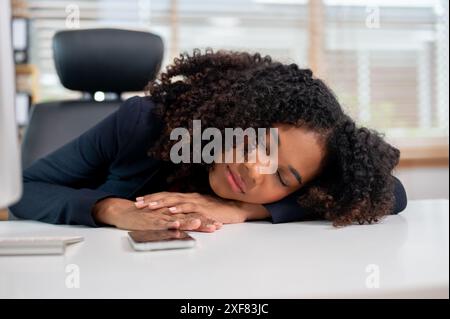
[209,124,326,204]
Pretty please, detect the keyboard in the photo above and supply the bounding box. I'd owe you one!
[0,236,84,255]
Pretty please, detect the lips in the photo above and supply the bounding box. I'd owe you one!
[226,165,246,194]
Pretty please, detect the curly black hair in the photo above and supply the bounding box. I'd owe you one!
[145,48,400,227]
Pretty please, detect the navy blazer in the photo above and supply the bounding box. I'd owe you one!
[9,96,408,226]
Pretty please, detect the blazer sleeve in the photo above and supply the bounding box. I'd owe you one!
[263,175,408,224]
[8,96,144,226]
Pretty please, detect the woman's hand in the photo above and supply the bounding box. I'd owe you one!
[134,192,271,224]
[92,197,222,232]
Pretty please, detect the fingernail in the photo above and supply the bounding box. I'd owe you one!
[149,201,158,206]
[134,201,145,208]
[136,197,144,201]
[169,206,177,212]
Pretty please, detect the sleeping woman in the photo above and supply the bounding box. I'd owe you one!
[9,49,407,232]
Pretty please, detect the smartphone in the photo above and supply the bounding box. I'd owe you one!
[127,229,196,251]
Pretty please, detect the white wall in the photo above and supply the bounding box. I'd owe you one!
[0,0,22,209]
[394,166,449,200]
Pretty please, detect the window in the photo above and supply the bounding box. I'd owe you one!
[324,0,449,138]
[27,0,449,139]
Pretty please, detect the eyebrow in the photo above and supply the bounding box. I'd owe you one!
[288,165,303,185]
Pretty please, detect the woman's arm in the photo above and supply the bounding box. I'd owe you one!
[8,97,141,226]
[10,96,222,232]
[263,175,408,223]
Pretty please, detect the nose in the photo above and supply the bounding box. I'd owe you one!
[239,161,264,189]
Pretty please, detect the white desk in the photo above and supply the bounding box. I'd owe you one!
[0,199,448,298]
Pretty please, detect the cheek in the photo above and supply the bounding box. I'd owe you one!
[208,165,228,195]
[208,167,220,188]
[248,184,290,204]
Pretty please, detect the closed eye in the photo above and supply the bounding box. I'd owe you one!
[276,170,289,187]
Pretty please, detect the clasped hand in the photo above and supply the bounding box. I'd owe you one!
[135,192,249,226]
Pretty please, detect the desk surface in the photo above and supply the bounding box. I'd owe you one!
[0,199,448,298]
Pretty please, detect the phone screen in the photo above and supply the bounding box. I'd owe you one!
[128,229,194,243]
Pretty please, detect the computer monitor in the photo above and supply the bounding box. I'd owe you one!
[0,0,22,209]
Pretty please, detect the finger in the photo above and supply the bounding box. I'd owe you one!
[134,200,148,208]
[165,202,199,214]
[169,207,222,229]
[140,195,185,210]
[148,196,187,210]
[195,222,217,233]
[136,192,169,202]
[174,213,222,231]
[135,192,170,208]
[177,217,202,231]
[192,216,220,233]
[140,192,200,201]
[140,216,180,230]
[167,221,181,229]
[203,217,223,231]
[150,209,218,231]
[141,207,178,219]
[136,192,182,203]
[136,192,201,208]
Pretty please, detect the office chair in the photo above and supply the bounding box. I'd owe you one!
[21,28,164,169]
[9,28,163,220]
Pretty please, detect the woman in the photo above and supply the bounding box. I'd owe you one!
[10,49,407,232]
